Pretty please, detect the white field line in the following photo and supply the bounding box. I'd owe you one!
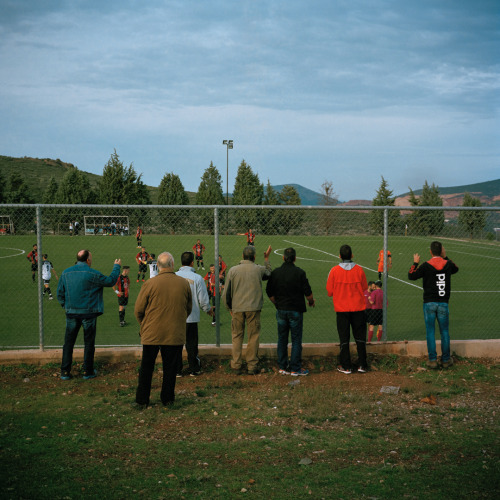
[0,247,25,258]
[403,235,500,255]
[283,239,499,293]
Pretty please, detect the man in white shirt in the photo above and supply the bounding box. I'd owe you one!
[148,254,158,278]
[175,251,213,376]
[41,254,58,299]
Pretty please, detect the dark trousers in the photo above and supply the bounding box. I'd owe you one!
[177,323,201,375]
[136,345,182,406]
[61,316,97,374]
[336,311,367,369]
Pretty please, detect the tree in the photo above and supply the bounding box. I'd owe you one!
[406,181,444,235]
[195,162,225,232]
[277,185,303,234]
[43,177,60,234]
[261,180,280,234]
[319,180,338,235]
[56,167,96,204]
[369,176,401,234]
[458,192,486,238]
[232,160,263,229]
[5,172,35,204]
[158,172,189,233]
[0,170,5,203]
[98,150,151,205]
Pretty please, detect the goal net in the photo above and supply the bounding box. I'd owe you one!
[84,216,130,236]
[0,215,14,235]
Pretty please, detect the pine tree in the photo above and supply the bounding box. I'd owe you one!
[6,172,35,204]
[56,167,96,204]
[406,181,444,235]
[458,192,486,238]
[277,185,303,234]
[43,177,59,204]
[319,180,338,235]
[369,176,401,234]
[232,160,263,229]
[158,172,189,233]
[195,162,225,232]
[0,170,5,203]
[98,150,151,205]
[261,180,280,234]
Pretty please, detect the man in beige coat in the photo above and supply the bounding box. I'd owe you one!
[222,245,272,375]
[134,252,192,407]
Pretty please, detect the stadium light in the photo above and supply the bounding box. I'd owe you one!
[222,140,233,209]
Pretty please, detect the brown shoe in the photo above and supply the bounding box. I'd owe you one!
[426,360,438,369]
[441,358,454,369]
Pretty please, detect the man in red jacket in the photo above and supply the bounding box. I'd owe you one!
[326,244,368,374]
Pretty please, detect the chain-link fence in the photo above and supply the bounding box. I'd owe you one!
[1,204,498,349]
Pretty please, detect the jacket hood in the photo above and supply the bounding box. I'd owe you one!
[426,256,448,271]
[339,262,356,271]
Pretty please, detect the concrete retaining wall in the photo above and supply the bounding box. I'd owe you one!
[0,339,498,366]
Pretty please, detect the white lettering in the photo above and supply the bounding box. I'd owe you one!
[436,273,446,296]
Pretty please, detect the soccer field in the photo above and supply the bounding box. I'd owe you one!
[1,233,499,349]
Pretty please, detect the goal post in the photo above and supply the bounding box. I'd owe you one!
[0,215,14,235]
[83,216,130,236]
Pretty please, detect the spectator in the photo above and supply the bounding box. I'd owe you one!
[222,245,272,375]
[176,251,213,376]
[408,241,459,369]
[266,247,315,376]
[326,244,368,374]
[134,252,192,407]
[57,250,121,380]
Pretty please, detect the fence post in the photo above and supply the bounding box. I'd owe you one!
[214,207,220,347]
[382,208,388,341]
[36,206,44,351]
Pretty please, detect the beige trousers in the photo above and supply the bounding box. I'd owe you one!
[230,311,261,371]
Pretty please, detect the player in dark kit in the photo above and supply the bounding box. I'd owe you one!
[113,266,130,326]
[192,239,206,270]
[27,244,38,282]
[136,247,150,282]
[136,226,143,248]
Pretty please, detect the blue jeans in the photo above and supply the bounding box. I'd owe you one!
[276,310,303,372]
[423,302,450,362]
[61,316,97,374]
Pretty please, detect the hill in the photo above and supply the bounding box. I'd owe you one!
[265,183,330,205]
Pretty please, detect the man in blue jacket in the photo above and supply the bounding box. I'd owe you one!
[57,249,121,380]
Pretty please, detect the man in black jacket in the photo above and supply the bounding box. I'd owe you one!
[408,241,459,369]
[266,247,315,376]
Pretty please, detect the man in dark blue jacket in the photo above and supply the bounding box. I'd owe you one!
[57,249,121,380]
[408,241,459,369]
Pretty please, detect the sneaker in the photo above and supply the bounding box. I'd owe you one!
[291,368,309,376]
[248,367,260,375]
[233,368,244,375]
[211,322,216,326]
[49,296,54,300]
[337,366,352,374]
[60,372,73,381]
[278,369,291,375]
[120,321,126,327]
[202,267,205,270]
[441,358,454,369]
[190,371,201,377]
[142,279,145,282]
[176,373,183,378]
[136,279,140,282]
[83,369,97,380]
[426,360,439,369]
[358,366,368,373]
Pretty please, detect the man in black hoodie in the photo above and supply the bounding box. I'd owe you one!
[408,241,459,369]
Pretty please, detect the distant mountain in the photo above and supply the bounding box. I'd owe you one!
[265,183,331,206]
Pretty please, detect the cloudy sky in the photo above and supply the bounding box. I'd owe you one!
[1,0,498,200]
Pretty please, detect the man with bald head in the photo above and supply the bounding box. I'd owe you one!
[134,252,192,407]
[57,249,121,380]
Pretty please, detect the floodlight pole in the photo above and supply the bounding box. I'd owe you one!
[222,140,233,232]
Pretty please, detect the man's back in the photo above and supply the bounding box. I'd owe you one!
[266,262,311,313]
[326,262,367,312]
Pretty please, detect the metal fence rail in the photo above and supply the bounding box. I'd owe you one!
[0,204,498,350]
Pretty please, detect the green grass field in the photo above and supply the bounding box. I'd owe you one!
[0,233,499,348]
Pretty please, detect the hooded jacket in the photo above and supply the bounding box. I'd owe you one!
[408,256,459,303]
[326,261,368,312]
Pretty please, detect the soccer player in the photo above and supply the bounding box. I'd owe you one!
[238,229,255,246]
[113,266,130,326]
[377,248,392,280]
[41,254,59,300]
[204,264,217,326]
[218,255,227,287]
[192,239,206,270]
[136,247,150,282]
[148,253,158,278]
[364,281,375,328]
[27,244,38,282]
[136,226,143,248]
[368,280,384,342]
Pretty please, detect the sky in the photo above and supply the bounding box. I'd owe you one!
[1,0,499,201]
